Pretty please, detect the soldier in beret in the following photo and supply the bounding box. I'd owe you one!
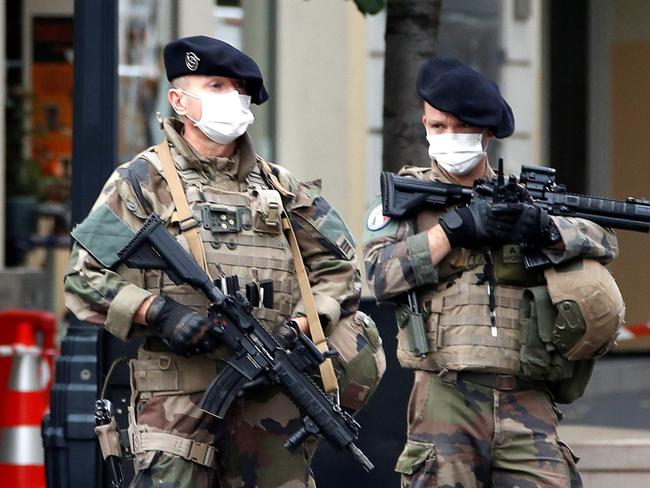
[65,36,385,487]
[363,58,621,487]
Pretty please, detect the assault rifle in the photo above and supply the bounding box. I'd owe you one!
[117,214,373,471]
[382,161,650,268]
[382,161,650,232]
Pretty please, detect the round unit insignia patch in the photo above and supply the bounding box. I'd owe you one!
[185,51,200,71]
[367,204,391,231]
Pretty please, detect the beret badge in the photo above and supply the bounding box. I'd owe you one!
[185,51,200,71]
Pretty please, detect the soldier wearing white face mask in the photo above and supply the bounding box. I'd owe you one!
[176,88,255,145]
[363,58,622,487]
[65,36,384,488]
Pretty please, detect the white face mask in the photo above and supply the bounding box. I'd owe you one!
[426,132,487,175]
[180,90,254,144]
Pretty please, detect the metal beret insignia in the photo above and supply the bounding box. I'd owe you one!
[185,51,200,71]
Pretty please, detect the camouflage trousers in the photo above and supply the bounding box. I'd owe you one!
[129,386,318,488]
[395,371,581,488]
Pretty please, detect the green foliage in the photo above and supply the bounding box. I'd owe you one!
[5,89,51,199]
[353,0,386,15]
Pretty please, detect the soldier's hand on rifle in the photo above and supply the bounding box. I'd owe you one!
[273,319,302,349]
[503,203,552,245]
[440,199,515,249]
[145,295,219,356]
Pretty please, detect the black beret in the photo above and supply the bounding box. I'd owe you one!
[163,35,269,105]
[417,57,514,138]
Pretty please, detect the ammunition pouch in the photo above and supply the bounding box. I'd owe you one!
[518,286,594,403]
[251,188,283,234]
[127,347,220,470]
[130,347,221,398]
[519,286,571,382]
[396,304,429,357]
[547,357,595,404]
[326,311,386,412]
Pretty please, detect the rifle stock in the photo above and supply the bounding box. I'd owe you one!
[117,214,223,303]
[380,171,472,218]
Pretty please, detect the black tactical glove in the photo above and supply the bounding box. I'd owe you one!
[503,203,553,245]
[145,295,219,357]
[273,320,301,349]
[439,199,514,249]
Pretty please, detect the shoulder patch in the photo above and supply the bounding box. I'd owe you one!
[71,204,136,268]
[367,203,391,231]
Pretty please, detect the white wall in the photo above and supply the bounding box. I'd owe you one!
[365,10,385,203]
[605,0,650,326]
[275,0,368,241]
[588,0,612,196]
[589,0,650,196]
[499,0,544,174]
[178,0,214,38]
[241,0,274,159]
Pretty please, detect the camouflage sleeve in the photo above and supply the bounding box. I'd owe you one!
[542,216,619,265]
[64,158,173,341]
[64,242,151,341]
[362,197,438,301]
[288,182,362,326]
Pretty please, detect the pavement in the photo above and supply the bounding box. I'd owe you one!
[316,301,650,487]
[557,355,650,487]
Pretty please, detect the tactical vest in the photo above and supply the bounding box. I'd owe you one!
[393,176,545,376]
[397,271,525,373]
[139,149,299,334]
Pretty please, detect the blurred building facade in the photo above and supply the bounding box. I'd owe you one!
[0,0,649,329]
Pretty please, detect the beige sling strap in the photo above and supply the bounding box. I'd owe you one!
[282,216,339,394]
[155,139,209,272]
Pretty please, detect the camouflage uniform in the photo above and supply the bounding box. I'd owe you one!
[363,162,618,488]
[65,118,381,488]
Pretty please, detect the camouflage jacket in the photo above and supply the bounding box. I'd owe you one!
[64,118,361,341]
[363,162,619,301]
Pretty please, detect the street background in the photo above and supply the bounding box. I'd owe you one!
[0,0,649,486]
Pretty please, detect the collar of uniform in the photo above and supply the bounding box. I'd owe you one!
[162,117,257,181]
[213,151,238,175]
[233,132,257,182]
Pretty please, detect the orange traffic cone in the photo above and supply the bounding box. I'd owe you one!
[0,322,47,487]
[0,343,13,396]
